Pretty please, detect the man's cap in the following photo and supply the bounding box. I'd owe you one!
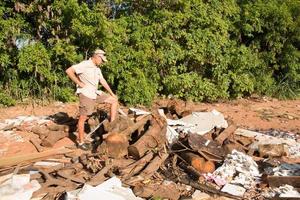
[94,49,107,62]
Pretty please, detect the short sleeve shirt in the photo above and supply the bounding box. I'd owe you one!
[72,59,104,99]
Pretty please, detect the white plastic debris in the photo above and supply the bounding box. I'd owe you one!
[0,115,50,131]
[236,128,300,160]
[66,176,143,200]
[212,150,260,189]
[288,143,300,158]
[158,109,180,143]
[221,183,246,197]
[158,109,228,143]
[235,128,297,146]
[273,163,300,176]
[278,185,300,198]
[177,109,228,135]
[129,108,151,116]
[263,185,300,198]
[166,126,179,144]
[203,173,226,186]
[0,174,41,200]
[0,130,24,142]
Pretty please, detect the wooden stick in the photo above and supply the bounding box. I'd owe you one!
[0,147,72,168]
[120,115,151,137]
[30,138,45,152]
[120,152,154,180]
[128,117,167,159]
[139,151,168,180]
[215,124,237,145]
[87,160,115,186]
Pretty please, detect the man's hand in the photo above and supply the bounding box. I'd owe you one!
[78,82,85,88]
[111,93,118,99]
[66,67,85,87]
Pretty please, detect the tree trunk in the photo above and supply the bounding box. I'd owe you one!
[128,116,167,159]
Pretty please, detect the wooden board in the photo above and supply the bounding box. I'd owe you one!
[268,176,300,188]
[0,147,73,168]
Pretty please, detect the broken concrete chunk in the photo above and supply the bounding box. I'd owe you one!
[191,190,211,200]
[221,183,246,197]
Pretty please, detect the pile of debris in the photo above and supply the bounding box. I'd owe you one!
[0,101,299,200]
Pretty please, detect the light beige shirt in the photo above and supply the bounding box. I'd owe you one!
[72,59,104,99]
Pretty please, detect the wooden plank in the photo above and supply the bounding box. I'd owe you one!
[215,124,237,145]
[0,147,73,168]
[268,176,300,188]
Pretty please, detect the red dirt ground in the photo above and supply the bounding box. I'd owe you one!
[0,98,299,157]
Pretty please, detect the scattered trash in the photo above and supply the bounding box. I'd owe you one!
[212,150,260,189]
[0,103,299,200]
[66,177,142,200]
[0,130,24,142]
[0,116,51,131]
[235,128,297,146]
[159,109,228,143]
[273,163,300,176]
[0,174,41,200]
[263,184,300,198]
[288,143,300,158]
[175,110,228,135]
[221,183,246,197]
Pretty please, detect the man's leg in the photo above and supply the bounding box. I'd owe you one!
[110,98,118,122]
[97,93,118,122]
[78,94,95,144]
[78,115,88,144]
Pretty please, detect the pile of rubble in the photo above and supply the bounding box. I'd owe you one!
[0,101,299,200]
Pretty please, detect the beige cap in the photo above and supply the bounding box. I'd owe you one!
[94,49,107,62]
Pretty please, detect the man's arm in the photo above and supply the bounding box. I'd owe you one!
[99,78,117,98]
[65,67,85,88]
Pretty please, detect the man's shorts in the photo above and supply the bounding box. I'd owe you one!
[79,93,111,116]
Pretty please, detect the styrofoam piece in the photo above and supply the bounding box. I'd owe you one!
[66,177,142,200]
[158,109,228,137]
[177,110,228,135]
[221,183,246,197]
[0,174,41,200]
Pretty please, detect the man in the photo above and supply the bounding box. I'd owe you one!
[66,49,118,150]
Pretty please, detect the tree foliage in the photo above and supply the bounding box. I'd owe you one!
[0,0,299,106]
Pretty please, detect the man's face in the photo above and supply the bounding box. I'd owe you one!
[94,54,104,65]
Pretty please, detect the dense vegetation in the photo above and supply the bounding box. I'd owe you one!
[0,0,299,106]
